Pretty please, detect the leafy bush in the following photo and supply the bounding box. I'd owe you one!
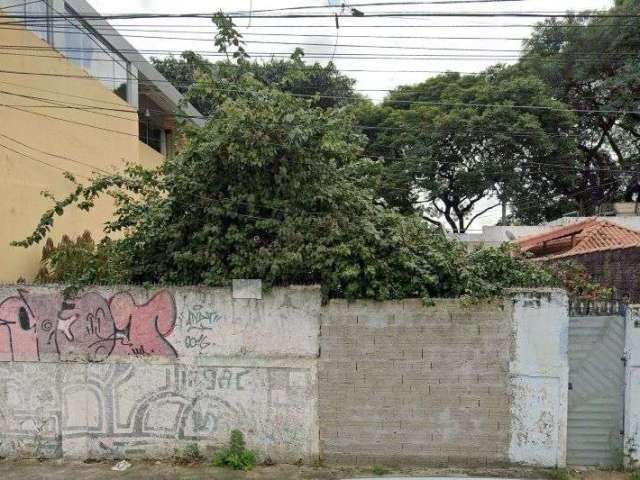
[550,260,613,300]
[212,430,256,471]
[14,85,561,302]
[34,231,128,286]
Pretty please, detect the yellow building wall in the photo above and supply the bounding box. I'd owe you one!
[0,23,163,282]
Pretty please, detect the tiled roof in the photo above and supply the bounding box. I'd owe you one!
[515,218,640,259]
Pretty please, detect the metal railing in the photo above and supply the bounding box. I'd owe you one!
[569,297,628,317]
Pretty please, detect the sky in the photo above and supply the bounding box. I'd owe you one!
[87,0,614,230]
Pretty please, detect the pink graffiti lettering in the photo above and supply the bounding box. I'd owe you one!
[110,291,177,358]
[0,293,38,361]
[56,293,116,362]
[0,289,178,362]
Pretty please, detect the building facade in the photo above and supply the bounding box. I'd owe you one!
[0,0,202,281]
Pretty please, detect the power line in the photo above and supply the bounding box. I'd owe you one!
[0,43,535,53]
[0,78,134,107]
[230,0,527,14]
[0,89,136,115]
[0,67,484,81]
[6,19,639,29]
[0,131,112,175]
[2,66,639,117]
[0,24,529,41]
[5,90,640,179]
[8,43,640,58]
[0,49,630,64]
[4,12,640,20]
[2,0,42,10]
[0,138,89,177]
[0,102,139,137]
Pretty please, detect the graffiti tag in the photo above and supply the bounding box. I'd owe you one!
[182,305,222,331]
[0,289,178,362]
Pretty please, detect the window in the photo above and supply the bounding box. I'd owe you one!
[63,3,130,102]
[26,0,48,41]
[0,0,50,42]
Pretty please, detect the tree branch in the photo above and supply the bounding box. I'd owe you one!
[422,215,444,230]
[442,207,459,233]
[465,203,502,231]
[604,130,625,164]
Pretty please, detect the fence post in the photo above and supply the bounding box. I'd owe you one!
[625,305,640,466]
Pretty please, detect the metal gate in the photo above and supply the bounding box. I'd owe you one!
[567,303,626,466]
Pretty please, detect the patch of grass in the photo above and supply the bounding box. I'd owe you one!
[630,470,640,480]
[546,468,571,480]
[212,430,257,471]
[173,443,204,465]
[371,464,389,476]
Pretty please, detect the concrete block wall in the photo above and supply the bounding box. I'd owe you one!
[0,284,321,461]
[319,290,569,467]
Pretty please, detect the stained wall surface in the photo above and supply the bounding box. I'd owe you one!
[318,291,569,467]
[0,284,321,461]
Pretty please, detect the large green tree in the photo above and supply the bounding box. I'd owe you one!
[152,48,357,115]
[516,0,640,220]
[13,13,563,300]
[15,72,556,300]
[356,67,576,232]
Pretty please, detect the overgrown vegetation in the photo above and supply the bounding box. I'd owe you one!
[34,231,126,285]
[16,70,565,301]
[212,430,256,471]
[12,11,625,302]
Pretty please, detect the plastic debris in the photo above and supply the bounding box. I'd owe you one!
[111,460,132,471]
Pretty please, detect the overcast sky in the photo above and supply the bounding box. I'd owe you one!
[88,0,614,230]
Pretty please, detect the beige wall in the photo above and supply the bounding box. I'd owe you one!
[0,23,163,281]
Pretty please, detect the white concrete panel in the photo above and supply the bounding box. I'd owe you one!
[508,290,569,467]
[625,306,640,465]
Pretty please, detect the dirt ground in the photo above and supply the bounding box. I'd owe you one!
[0,460,634,480]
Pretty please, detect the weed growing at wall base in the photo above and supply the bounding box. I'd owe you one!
[371,464,389,476]
[546,468,572,480]
[173,443,205,465]
[212,430,257,471]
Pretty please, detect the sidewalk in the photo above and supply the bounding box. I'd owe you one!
[0,461,550,480]
[0,460,624,480]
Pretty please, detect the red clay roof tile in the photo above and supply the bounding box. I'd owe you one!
[515,219,640,259]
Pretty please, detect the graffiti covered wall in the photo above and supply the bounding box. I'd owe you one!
[0,285,320,461]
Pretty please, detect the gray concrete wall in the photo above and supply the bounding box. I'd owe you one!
[0,284,569,466]
[0,284,321,461]
[319,290,568,467]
